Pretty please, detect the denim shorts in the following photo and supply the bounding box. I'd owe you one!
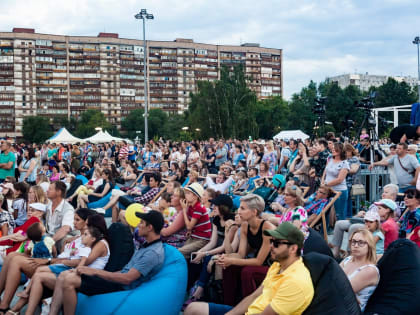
[49,264,72,276]
[208,303,233,315]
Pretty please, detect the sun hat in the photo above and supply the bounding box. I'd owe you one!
[184,182,204,199]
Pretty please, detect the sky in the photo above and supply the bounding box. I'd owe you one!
[0,0,419,99]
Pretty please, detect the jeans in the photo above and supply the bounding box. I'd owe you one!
[334,189,348,221]
[197,256,212,287]
[208,303,233,315]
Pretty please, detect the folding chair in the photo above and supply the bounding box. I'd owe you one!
[309,190,341,242]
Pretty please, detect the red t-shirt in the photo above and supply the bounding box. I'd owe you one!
[381,218,399,249]
[187,201,211,240]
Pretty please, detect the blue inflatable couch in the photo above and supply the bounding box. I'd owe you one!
[76,244,187,315]
[87,186,120,217]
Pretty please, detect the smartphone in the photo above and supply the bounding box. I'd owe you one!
[190,253,197,262]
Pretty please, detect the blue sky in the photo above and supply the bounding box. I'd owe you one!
[0,0,419,99]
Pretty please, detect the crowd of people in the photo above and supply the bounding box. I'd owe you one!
[0,129,417,314]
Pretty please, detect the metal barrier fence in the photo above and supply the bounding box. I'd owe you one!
[354,166,391,210]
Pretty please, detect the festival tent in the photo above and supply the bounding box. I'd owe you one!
[103,131,132,144]
[47,128,84,144]
[83,130,115,144]
[273,130,310,141]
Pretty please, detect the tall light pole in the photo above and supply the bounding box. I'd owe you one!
[135,9,154,143]
[414,36,420,103]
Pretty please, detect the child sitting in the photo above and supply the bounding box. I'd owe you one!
[159,192,177,227]
[179,183,211,259]
[25,222,55,258]
[364,211,385,255]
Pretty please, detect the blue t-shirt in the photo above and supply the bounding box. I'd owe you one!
[373,230,385,254]
[121,240,165,290]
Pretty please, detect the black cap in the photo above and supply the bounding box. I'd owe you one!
[210,194,233,209]
[135,210,164,233]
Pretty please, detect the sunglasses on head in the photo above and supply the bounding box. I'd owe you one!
[270,239,293,247]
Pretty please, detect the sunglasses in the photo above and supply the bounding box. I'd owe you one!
[404,193,416,199]
[270,239,293,248]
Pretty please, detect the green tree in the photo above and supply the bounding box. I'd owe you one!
[188,65,258,139]
[148,108,168,139]
[22,116,53,143]
[370,78,418,127]
[288,81,318,135]
[255,96,290,139]
[74,109,112,138]
[162,113,186,140]
[121,108,145,139]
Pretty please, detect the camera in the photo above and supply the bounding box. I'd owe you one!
[312,97,327,114]
[355,91,377,110]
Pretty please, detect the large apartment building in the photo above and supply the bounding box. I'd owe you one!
[0,28,282,137]
[327,73,419,92]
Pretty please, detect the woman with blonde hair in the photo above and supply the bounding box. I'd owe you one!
[261,140,277,175]
[340,228,380,312]
[28,185,47,205]
[275,186,308,231]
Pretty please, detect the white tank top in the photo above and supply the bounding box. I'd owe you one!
[88,240,110,270]
[343,256,380,311]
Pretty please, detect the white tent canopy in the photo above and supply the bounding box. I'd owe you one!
[83,131,114,144]
[104,131,132,144]
[273,130,310,141]
[47,128,84,144]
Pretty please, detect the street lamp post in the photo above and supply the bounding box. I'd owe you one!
[135,9,154,144]
[414,36,420,103]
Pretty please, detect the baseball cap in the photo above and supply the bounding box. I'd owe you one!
[29,203,47,212]
[364,211,380,222]
[374,199,397,212]
[0,183,14,193]
[272,174,286,189]
[264,222,304,248]
[210,194,233,209]
[135,210,164,233]
[184,182,204,199]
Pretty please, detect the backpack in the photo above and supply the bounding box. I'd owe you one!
[104,223,135,272]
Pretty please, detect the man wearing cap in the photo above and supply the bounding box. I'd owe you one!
[50,210,165,315]
[185,222,314,315]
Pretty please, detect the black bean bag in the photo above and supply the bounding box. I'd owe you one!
[364,239,420,315]
[104,223,134,272]
[303,228,334,257]
[303,252,361,315]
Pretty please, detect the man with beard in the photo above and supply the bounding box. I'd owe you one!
[185,222,314,315]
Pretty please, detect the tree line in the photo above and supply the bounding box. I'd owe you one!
[22,65,418,143]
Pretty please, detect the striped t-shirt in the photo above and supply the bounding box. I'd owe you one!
[187,201,211,240]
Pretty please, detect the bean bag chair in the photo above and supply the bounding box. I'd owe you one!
[88,186,120,217]
[76,174,88,185]
[76,244,187,315]
[364,239,420,315]
[302,252,361,315]
[303,228,333,257]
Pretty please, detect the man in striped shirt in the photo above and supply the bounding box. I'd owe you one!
[118,141,129,162]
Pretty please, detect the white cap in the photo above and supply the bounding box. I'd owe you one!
[29,203,47,212]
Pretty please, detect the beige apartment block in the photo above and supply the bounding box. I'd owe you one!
[0,28,282,137]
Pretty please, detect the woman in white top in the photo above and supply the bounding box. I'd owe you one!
[340,228,380,312]
[322,142,350,221]
[18,148,38,184]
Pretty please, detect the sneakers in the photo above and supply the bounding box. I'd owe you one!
[94,208,106,214]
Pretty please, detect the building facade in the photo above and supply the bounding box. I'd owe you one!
[0,28,282,137]
[327,73,419,92]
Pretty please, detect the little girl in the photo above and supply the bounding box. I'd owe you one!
[364,211,384,255]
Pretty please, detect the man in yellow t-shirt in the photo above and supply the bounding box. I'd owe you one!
[185,222,314,315]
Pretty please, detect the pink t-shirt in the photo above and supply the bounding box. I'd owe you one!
[381,218,399,249]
